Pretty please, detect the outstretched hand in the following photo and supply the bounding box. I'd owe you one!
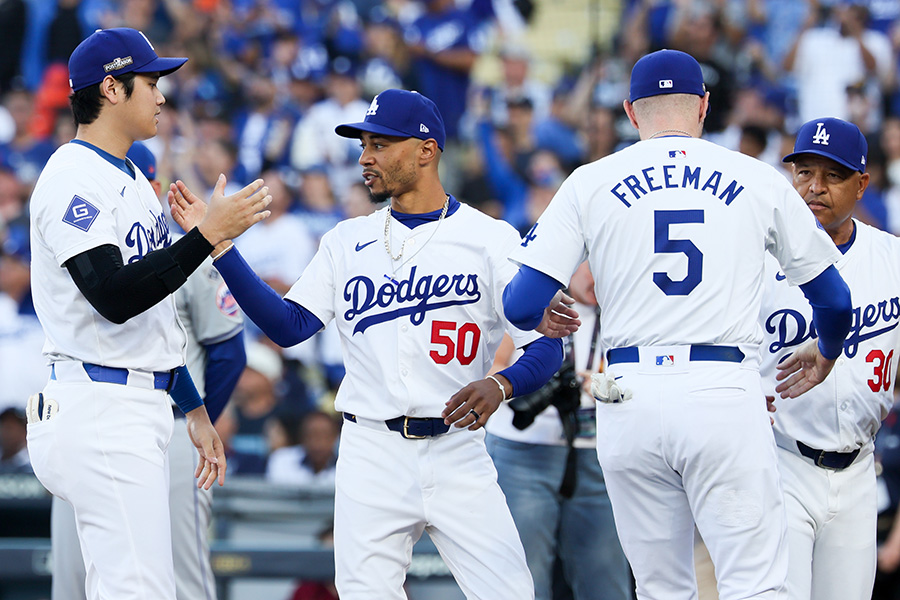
[169,174,272,246]
[186,407,227,489]
[442,376,509,430]
[535,290,581,338]
[774,340,836,399]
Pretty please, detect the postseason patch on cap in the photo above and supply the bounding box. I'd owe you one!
[62,195,100,232]
[104,56,134,73]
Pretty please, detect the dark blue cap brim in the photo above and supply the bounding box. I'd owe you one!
[136,56,187,76]
[335,121,444,150]
[782,149,864,173]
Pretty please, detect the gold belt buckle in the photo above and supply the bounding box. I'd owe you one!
[402,417,426,439]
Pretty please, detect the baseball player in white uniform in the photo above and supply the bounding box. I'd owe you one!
[25,28,269,600]
[169,88,579,600]
[501,50,854,600]
[50,142,247,600]
[759,117,897,600]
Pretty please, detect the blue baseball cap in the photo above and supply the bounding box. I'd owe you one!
[335,89,445,151]
[127,141,157,180]
[783,117,867,173]
[68,28,187,92]
[629,49,706,103]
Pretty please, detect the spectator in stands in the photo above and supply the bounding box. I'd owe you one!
[295,166,345,241]
[485,262,631,600]
[358,7,410,100]
[0,89,56,188]
[233,74,299,184]
[0,223,46,413]
[784,2,893,128]
[235,168,316,297]
[404,0,485,190]
[267,410,340,489]
[290,57,370,199]
[0,407,30,474]
[485,40,551,127]
[0,166,25,228]
[228,341,286,475]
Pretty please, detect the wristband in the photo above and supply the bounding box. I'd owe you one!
[486,375,508,402]
[212,242,234,261]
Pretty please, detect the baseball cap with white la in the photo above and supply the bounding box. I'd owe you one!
[68,28,187,92]
[629,49,706,103]
[335,89,446,151]
[782,117,868,173]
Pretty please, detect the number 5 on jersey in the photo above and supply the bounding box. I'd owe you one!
[654,209,704,296]
[430,321,481,365]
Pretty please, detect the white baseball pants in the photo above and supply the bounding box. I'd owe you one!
[28,369,176,600]
[596,347,789,600]
[334,417,534,599]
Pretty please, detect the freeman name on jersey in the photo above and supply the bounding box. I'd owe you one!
[343,265,481,334]
[611,163,745,208]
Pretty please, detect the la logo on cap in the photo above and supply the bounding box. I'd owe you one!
[659,80,673,89]
[812,122,830,146]
[366,96,379,116]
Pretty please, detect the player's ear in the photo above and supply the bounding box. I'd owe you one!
[418,139,439,166]
[623,100,639,131]
[699,92,710,125]
[99,75,121,104]
[856,172,870,200]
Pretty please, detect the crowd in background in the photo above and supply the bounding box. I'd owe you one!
[5,0,900,595]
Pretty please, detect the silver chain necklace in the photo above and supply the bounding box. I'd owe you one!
[384,197,449,261]
[648,129,693,139]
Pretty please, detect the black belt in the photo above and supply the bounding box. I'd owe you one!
[797,441,860,470]
[606,344,745,365]
[343,412,450,439]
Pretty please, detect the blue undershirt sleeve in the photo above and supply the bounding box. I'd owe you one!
[497,337,565,397]
[170,365,203,414]
[201,330,246,424]
[502,265,566,330]
[213,248,325,347]
[797,265,852,360]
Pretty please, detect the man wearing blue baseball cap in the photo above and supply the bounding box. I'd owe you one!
[501,49,854,598]
[27,28,271,599]
[758,117,896,600]
[168,87,579,599]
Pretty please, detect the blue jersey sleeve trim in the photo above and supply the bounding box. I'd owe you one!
[214,248,324,347]
[502,265,565,330]
[202,330,246,424]
[170,365,204,414]
[798,264,852,359]
[498,337,564,397]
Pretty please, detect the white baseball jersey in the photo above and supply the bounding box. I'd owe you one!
[757,219,897,600]
[760,219,900,452]
[286,201,541,420]
[30,142,185,371]
[510,136,840,357]
[510,136,843,599]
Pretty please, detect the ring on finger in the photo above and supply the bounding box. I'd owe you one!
[468,409,480,421]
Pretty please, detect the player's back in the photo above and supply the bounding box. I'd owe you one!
[541,137,836,360]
